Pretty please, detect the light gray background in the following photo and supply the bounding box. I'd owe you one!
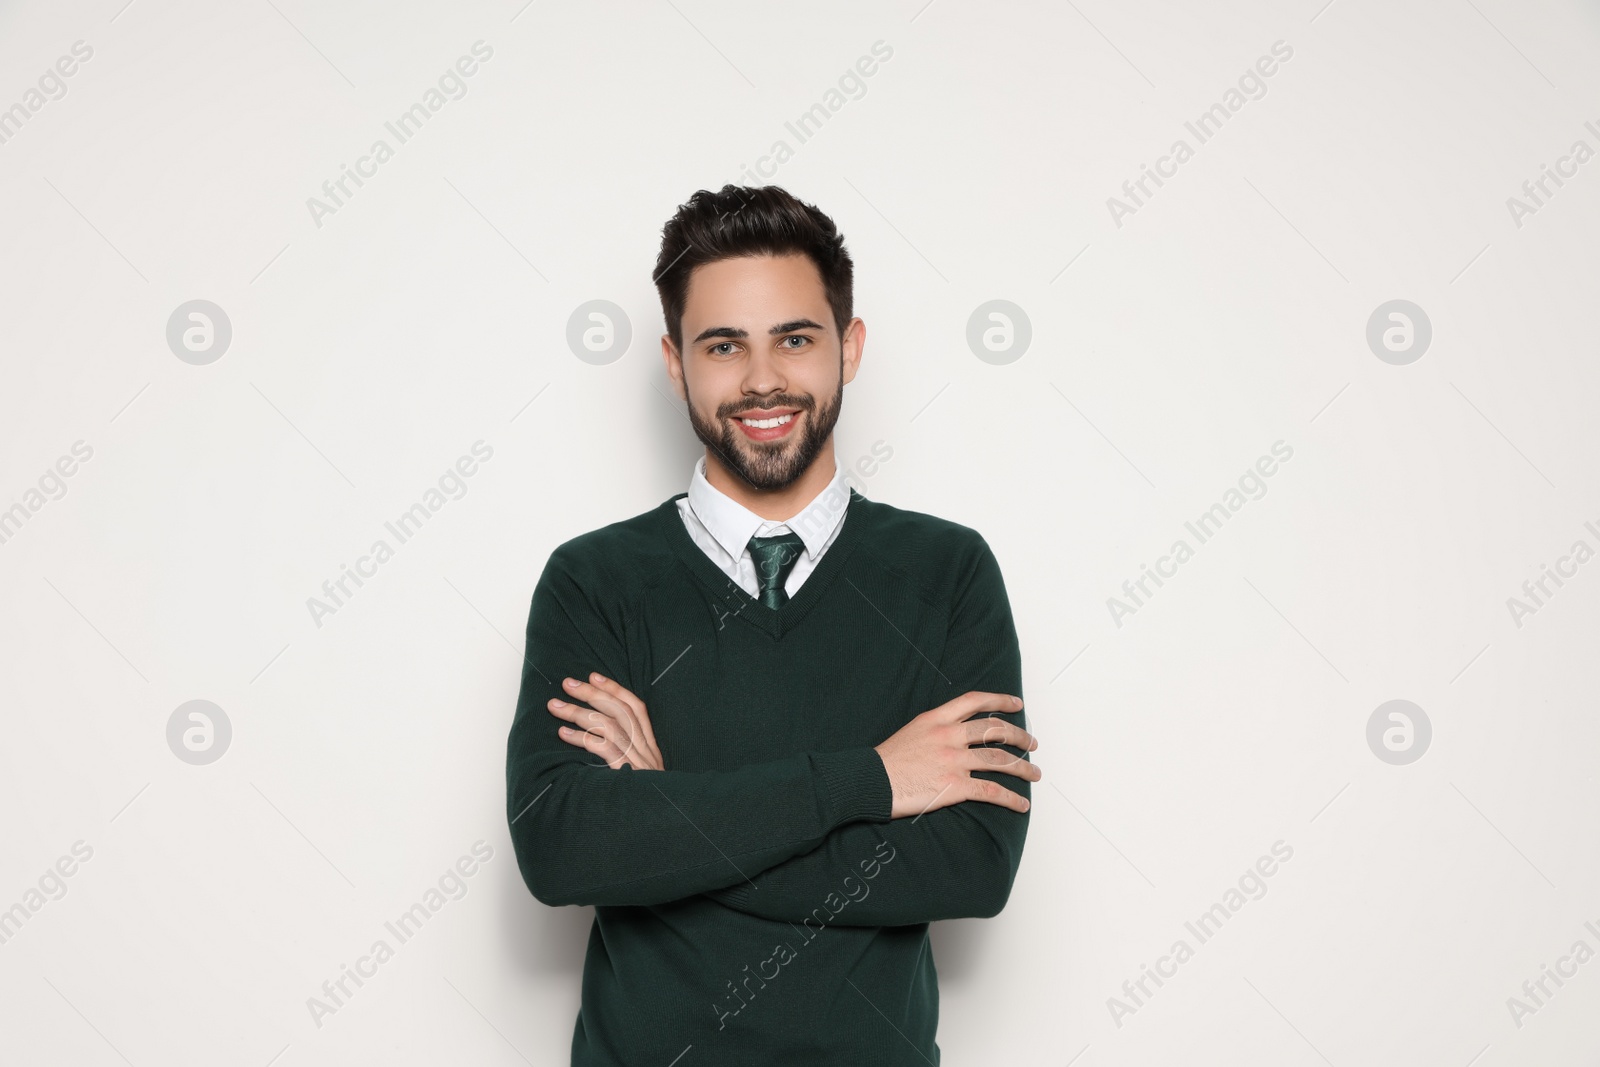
[2,0,1598,1064]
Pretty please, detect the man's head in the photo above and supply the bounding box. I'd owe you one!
[655,185,863,496]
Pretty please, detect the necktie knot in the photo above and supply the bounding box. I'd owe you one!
[747,532,805,609]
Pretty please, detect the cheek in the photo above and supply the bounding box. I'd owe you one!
[793,366,836,402]
[685,369,733,414]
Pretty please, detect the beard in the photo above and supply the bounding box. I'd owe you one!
[684,364,844,492]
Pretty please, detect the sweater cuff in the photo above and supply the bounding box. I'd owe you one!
[815,747,893,827]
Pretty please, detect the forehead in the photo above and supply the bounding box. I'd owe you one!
[681,254,830,326]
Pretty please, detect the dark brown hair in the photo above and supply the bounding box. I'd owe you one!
[653,185,853,354]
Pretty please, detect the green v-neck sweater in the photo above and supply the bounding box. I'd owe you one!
[505,487,1030,1066]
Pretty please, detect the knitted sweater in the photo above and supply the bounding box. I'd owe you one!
[505,487,1030,1066]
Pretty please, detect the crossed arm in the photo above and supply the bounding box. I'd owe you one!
[507,536,1031,924]
[504,544,894,908]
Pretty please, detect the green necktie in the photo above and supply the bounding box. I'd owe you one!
[747,532,806,609]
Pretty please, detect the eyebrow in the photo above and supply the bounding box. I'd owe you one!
[691,318,827,345]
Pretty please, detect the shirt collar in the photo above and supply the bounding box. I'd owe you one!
[686,454,851,562]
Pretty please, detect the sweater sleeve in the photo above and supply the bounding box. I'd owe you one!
[704,533,1029,926]
[506,541,894,909]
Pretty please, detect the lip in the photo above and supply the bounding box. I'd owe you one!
[732,408,800,442]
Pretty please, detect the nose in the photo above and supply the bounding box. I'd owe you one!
[741,347,786,398]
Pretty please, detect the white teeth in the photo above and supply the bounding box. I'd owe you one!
[740,413,795,429]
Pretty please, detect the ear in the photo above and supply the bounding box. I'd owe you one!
[840,317,865,386]
[661,333,686,401]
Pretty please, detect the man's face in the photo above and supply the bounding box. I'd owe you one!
[665,253,861,492]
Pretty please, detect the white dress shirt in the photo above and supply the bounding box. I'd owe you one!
[676,455,852,600]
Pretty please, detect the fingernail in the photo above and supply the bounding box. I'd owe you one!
[558,726,570,735]
[565,678,580,688]
[1013,696,1023,707]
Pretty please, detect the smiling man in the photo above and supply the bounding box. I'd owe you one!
[505,184,1039,1066]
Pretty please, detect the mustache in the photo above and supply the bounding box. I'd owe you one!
[721,396,813,418]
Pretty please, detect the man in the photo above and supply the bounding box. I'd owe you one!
[505,184,1040,1066]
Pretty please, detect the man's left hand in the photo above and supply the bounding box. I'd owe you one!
[549,673,664,770]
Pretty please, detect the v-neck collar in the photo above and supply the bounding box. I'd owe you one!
[658,487,869,638]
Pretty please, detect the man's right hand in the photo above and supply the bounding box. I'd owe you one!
[873,691,1040,819]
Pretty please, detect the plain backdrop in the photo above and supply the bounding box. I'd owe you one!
[2,1,1599,1064]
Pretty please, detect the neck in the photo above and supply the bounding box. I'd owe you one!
[704,441,837,521]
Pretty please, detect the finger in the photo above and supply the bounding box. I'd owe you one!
[554,721,610,754]
[550,700,636,761]
[586,672,646,718]
[592,730,661,771]
[576,707,655,766]
[560,681,650,764]
[966,746,1042,779]
[587,674,663,764]
[565,703,661,769]
[563,679,648,755]
[941,690,1024,723]
[557,724,630,769]
[964,775,1032,813]
[964,716,1037,752]
[626,749,664,771]
[547,699,621,740]
[554,723,588,750]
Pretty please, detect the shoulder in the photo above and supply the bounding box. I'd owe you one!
[542,498,678,589]
[848,494,1000,589]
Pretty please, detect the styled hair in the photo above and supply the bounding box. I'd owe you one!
[653,184,853,354]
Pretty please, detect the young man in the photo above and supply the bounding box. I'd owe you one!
[505,184,1040,1066]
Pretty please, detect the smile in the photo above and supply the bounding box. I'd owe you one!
[733,409,800,442]
[739,413,795,429]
